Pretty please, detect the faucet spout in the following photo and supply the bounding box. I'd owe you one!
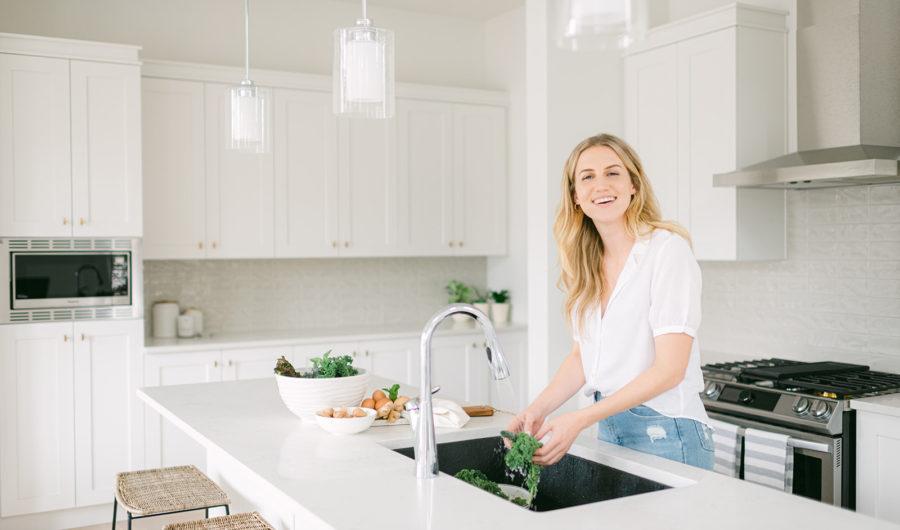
[414,303,510,479]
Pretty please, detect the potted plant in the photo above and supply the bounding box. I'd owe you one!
[445,280,473,323]
[489,289,511,324]
[471,288,491,319]
[273,351,369,420]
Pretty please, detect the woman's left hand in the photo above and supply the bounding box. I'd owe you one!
[532,411,587,466]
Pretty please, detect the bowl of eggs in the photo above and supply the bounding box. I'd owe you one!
[314,406,377,435]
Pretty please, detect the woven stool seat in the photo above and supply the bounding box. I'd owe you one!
[115,465,231,516]
[163,511,275,530]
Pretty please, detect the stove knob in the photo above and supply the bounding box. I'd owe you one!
[792,397,810,415]
[811,401,831,419]
[703,381,721,399]
[739,390,754,404]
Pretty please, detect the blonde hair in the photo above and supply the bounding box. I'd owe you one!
[553,133,690,333]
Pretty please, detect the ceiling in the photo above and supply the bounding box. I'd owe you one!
[335,0,525,20]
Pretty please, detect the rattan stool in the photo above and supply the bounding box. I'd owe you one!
[112,465,231,530]
[162,511,275,529]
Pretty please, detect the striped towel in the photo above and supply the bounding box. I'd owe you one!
[707,418,742,478]
[743,428,793,493]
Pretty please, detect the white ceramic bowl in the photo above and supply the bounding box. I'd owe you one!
[314,406,376,434]
[275,370,369,420]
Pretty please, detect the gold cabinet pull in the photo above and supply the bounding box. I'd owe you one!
[212,241,217,249]
[352,351,357,357]
[81,333,85,341]
[344,241,349,248]
[459,241,464,247]
[79,218,84,226]
[332,241,337,248]
[63,334,68,342]
[198,242,203,249]
[214,360,218,368]
[365,350,369,357]
[448,241,454,247]
[63,217,68,225]
[228,359,233,367]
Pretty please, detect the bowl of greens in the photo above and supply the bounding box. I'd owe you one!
[274,351,369,421]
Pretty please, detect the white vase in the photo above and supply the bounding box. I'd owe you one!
[473,302,491,318]
[491,302,510,324]
[450,313,470,324]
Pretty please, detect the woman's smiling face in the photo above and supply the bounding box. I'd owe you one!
[572,145,636,228]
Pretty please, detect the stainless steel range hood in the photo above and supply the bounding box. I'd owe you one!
[715,0,900,189]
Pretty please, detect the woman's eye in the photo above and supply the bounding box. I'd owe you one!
[581,174,593,180]
[607,171,619,177]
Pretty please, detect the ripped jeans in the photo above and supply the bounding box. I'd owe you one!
[594,392,714,470]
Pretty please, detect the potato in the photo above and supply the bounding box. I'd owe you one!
[361,398,375,409]
[375,398,393,419]
[372,389,387,402]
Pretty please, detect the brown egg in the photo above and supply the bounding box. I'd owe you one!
[372,389,387,402]
[361,398,375,409]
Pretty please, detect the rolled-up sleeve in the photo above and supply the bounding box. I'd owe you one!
[648,235,701,338]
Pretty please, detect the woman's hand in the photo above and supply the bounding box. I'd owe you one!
[504,408,545,448]
[531,410,588,466]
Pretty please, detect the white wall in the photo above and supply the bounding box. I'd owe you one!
[0,0,490,88]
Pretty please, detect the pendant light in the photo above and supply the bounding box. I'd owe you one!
[333,0,395,119]
[555,0,646,52]
[228,0,269,153]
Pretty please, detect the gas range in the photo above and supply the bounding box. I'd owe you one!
[701,358,900,436]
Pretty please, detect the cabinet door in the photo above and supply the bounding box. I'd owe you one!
[452,104,507,256]
[70,61,142,237]
[0,54,71,237]
[429,334,476,403]
[144,351,222,471]
[0,323,74,516]
[72,319,143,506]
[358,338,417,386]
[396,99,454,255]
[624,45,680,222]
[464,338,491,405]
[339,117,397,255]
[222,346,285,381]
[857,410,900,523]
[142,78,206,259]
[490,331,527,412]
[205,83,275,258]
[678,29,738,260]
[273,89,339,257]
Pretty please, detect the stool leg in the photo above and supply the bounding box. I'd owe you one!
[111,497,117,529]
[206,506,209,518]
[226,504,230,515]
[127,512,132,530]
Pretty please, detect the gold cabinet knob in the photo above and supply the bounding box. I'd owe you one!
[79,218,84,226]
[214,360,218,368]
[81,333,85,341]
[228,359,233,367]
[459,241,464,247]
[344,241,349,248]
[448,241,454,247]
[332,241,337,248]
[352,351,357,357]
[212,241,217,249]
[198,242,203,249]
[365,350,369,357]
[63,217,68,225]
[63,334,68,342]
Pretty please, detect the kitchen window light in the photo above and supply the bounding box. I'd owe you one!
[228,0,269,153]
[333,0,395,119]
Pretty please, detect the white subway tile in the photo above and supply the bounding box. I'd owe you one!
[869,183,900,205]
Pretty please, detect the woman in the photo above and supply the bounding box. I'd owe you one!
[507,133,714,470]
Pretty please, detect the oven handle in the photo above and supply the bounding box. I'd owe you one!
[787,438,831,454]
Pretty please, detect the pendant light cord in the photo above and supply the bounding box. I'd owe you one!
[243,0,250,82]
[361,0,367,21]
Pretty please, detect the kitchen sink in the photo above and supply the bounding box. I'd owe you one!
[393,436,670,511]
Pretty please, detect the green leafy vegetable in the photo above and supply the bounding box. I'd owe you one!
[511,497,528,506]
[382,383,400,401]
[501,430,543,504]
[274,355,298,377]
[274,351,358,378]
[454,469,508,500]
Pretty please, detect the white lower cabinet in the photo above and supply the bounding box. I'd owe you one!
[856,407,900,524]
[0,320,143,516]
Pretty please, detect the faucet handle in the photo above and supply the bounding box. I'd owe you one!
[405,385,441,413]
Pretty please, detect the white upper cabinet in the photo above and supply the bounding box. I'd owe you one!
[142,78,206,259]
[0,34,141,238]
[624,5,787,260]
[397,100,507,256]
[143,61,508,259]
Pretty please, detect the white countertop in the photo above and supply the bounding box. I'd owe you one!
[137,377,897,530]
[144,321,527,353]
[852,394,900,418]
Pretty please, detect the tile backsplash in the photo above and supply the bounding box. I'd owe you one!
[699,183,900,368]
[143,257,486,335]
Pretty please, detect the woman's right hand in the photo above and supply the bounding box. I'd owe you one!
[504,408,545,447]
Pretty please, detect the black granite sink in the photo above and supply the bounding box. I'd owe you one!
[394,436,670,511]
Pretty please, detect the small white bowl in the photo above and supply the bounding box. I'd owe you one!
[498,484,531,505]
[313,407,376,435]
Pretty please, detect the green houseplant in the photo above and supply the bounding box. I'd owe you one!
[489,289,511,323]
[471,287,491,318]
[444,280,473,304]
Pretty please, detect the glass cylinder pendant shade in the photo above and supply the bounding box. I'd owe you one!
[333,23,395,118]
[228,81,269,153]
[555,0,645,52]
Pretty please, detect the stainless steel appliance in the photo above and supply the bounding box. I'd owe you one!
[701,358,900,509]
[1,237,142,323]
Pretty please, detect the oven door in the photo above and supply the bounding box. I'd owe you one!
[707,411,853,509]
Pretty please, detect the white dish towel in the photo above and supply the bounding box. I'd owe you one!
[408,398,470,429]
[707,418,742,478]
[743,428,793,493]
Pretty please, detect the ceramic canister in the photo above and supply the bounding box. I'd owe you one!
[152,301,179,338]
[184,307,203,335]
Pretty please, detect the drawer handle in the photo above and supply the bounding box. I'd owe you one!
[448,241,454,247]
[81,333,85,341]
[198,242,203,249]
[459,241,464,247]
[63,334,68,342]
[79,217,84,226]
[332,241,337,248]
[344,241,349,248]
[212,241,217,249]
[228,359,233,367]
[365,350,369,357]
[63,217,68,225]
[214,360,218,368]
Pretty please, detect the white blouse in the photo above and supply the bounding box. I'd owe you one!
[573,228,709,425]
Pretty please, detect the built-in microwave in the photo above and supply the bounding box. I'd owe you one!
[1,238,143,323]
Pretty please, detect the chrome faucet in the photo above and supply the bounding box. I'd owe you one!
[410,303,510,478]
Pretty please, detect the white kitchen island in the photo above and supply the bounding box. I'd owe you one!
[138,377,898,530]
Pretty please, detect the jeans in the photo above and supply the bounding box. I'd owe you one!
[594,392,714,470]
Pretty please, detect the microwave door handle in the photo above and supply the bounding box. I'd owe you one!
[787,438,831,454]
